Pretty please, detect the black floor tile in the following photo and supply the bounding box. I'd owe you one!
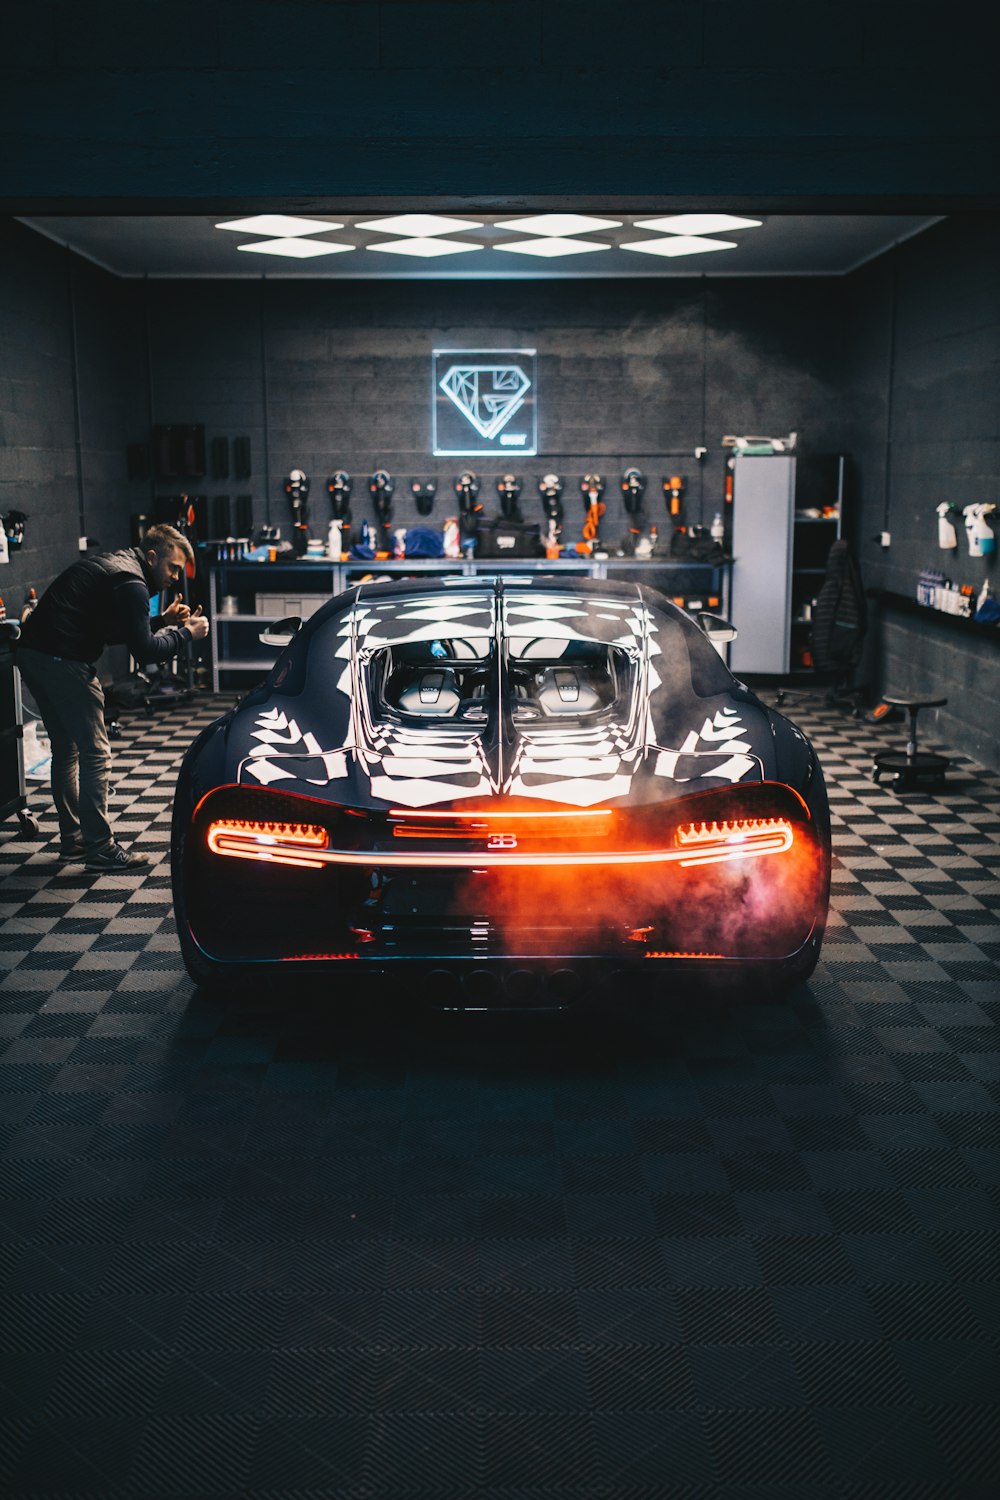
[0,693,998,1495]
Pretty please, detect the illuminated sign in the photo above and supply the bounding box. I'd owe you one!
[432,349,537,456]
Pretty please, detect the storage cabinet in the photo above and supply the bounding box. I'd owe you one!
[729,453,845,675]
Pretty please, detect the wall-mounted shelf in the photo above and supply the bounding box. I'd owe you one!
[868,589,999,639]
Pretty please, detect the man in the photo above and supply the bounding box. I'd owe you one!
[17,524,210,871]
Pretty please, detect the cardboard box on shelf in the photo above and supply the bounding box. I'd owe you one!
[254,593,330,620]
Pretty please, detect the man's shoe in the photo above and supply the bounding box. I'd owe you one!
[57,841,86,862]
[84,843,149,872]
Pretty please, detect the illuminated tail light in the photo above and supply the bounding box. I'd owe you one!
[281,952,360,961]
[674,817,793,867]
[207,818,330,869]
[645,950,726,959]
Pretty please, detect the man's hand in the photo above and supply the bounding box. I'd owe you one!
[185,606,209,641]
[160,593,192,627]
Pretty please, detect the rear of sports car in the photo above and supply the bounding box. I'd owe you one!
[174,578,829,1002]
[177,776,828,1000]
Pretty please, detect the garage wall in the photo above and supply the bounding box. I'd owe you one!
[0,219,135,619]
[842,215,1000,768]
[133,274,850,542]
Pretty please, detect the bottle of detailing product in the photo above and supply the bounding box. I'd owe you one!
[0,593,6,623]
[20,586,38,623]
[711,512,725,544]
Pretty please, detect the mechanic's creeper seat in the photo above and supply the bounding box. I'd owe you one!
[872,695,948,790]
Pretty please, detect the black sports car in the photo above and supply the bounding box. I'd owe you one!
[172,576,830,1003]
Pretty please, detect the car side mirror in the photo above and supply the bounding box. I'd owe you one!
[697,612,738,643]
[259,616,302,648]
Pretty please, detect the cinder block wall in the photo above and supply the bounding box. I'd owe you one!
[0,220,133,620]
[132,275,850,543]
[842,215,1000,769]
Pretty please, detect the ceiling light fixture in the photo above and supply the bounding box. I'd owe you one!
[633,214,762,235]
[495,237,612,259]
[237,238,354,259]
[495,213,622,236]
[621,236,738,258]
[217,214,341,237]
[366,238,484,258]
[356,213,484,237]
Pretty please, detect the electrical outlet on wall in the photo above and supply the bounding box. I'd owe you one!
[79,536,88,552]
[880,532,891,547]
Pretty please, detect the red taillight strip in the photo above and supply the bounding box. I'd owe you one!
[645,950,725,959]
[206,833,795,870]
[207,818,329,870]
[675,820,793,867]
[206,813,799,871]
[281,952,360,961]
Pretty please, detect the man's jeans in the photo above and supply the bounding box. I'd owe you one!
[16,647,114,856]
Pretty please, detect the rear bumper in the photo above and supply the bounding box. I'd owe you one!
[182,925,824,1006]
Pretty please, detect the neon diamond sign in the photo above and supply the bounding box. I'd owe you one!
[439,363,530,439]
[433,349,537,456]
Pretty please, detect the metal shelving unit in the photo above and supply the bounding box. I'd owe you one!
[208,557,730,691]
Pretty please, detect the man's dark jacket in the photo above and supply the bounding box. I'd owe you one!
[18,547,193,665]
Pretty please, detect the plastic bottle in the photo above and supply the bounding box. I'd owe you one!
[0,593,6,623]
[20,587,38,623]
[711,512,725,544]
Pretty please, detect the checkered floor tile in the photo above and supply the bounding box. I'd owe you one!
[0,690,998,1497]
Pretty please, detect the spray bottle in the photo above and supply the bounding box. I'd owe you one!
[443,517,461,559]
[963,503,997,557]
[936,502,959,549]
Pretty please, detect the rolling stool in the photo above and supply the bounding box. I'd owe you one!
[872,695,948,790]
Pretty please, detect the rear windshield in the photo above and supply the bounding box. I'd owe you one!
[370,637,494,723]
[368,634,634,725]
[507,637,633,722]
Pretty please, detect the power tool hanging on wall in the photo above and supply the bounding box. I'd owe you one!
[538,473,564,555]
[454,471,483,545]
[369,469,395,549]
[617,468,646,555]
[663,473,685,520]
[326,471,352,558]
[284,469,311,556]
[580,473,606,552]
[410,479,437,517]
[497,473,523,522]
